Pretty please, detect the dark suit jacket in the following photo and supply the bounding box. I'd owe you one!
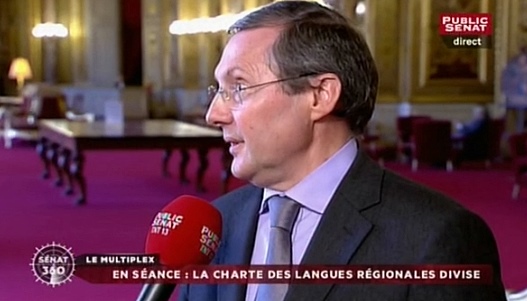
[178,150,506,301]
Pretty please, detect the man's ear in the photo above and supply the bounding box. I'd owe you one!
[309,73,341,121]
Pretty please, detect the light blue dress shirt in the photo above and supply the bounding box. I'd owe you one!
[245,139,358,301]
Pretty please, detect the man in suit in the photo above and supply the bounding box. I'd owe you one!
[178,1,506,300]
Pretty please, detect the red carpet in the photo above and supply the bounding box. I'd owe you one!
[0,145,525,300]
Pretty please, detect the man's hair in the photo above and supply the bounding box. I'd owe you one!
[228,0,378,134]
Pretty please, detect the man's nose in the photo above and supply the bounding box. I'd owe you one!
[205,96,232,127]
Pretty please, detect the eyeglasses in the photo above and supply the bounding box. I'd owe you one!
[207,72,318,106]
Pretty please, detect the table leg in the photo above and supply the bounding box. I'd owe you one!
[36,138,51,179]
[46,143,64,187]
[179,149,190,184]
[58,149,74,195]
[70,152,86,205]
[221,148,232,194]
[196,148,209,192]
[162,149,172,177]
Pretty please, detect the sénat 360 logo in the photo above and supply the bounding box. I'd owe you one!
[30,242,75,287]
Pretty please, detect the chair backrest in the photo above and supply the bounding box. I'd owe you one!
[508,132,527,158]
[29,96,66,119]
[397,115,431,143]
[19,96,34,115]
[412,119,452,163]
[457,117,505,163]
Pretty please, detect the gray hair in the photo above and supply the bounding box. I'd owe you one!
[228,0,378,134]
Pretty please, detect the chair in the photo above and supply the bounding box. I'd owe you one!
[455,118,505,168]
[7,95,66,145]
[396,115,431,162]
[507,132,527,199]
[410,119,454,171]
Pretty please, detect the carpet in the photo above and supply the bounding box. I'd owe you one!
[0,145,525,300]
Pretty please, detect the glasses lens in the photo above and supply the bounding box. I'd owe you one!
[232,89,243,105]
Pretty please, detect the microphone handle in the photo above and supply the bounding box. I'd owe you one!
[136,283,176,301]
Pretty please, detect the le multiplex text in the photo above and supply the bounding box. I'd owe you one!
[84,255,157,265]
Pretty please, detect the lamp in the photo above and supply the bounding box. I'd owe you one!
[8,57,33,92]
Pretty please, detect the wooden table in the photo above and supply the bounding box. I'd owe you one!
[37,119,231,205]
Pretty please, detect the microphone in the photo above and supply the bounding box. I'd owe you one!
[136,195,222,301]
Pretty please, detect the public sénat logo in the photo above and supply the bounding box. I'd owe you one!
[439,13,493,48]
[30,242,75,287]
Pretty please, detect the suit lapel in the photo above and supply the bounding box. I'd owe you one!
[218,187,262,301]
[285,150,384,301]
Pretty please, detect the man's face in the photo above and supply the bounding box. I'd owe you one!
[206,27,314,189]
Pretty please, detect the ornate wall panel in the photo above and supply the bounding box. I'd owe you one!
[325,0,400,103]
[372,0,399,102]
[1,0,515,108]
[65,0,86,84]
[196,1,221,89]
[142,0,171,89]
[176,0,201,89]
[84,0,120,86]
[409,0,495,103]
[516,0,527,50]
[0,0,81,86]
[0,0,40,93]
[55,0,85,83]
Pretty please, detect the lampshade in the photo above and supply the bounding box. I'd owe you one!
[8,57,33,91]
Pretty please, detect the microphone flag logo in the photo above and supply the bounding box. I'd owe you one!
[30,242,75,287]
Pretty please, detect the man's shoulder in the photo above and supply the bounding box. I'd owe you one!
[340,152,472,222]
[345,156,465,215]
[376,169,485,227]
[353,168,498,266]
[382,169,460,205]
[210,184,261,213]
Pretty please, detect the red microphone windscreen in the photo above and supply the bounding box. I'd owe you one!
[145,195,222,268]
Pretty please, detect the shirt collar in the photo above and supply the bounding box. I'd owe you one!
[260,138,358,214]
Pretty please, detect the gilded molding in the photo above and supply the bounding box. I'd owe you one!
[28,0,43,82]
[493,0,509,109]
[371,0,399,100]
[409,0,495,103]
